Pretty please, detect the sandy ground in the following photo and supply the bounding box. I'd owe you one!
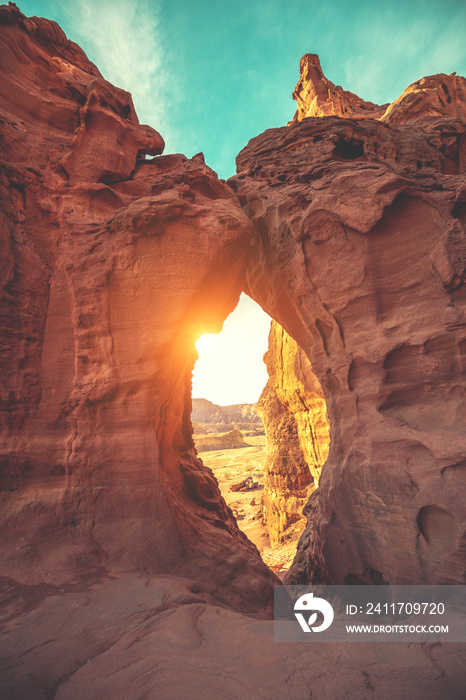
[199,436,270,550]
[199,435,296,576]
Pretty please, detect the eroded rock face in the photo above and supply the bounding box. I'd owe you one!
[2,574,466,700]
[382,72,466,126]
[233,68,466,585]
[0,3,278,614]
[1,0,465,616]
[258,321,329,547]
[291,52,466,131]
[290,53,388,123]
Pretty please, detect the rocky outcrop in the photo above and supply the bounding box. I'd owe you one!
[381,72,466,126]
[290,53,388,123]
[291,53,466,132]
[2,0,464,597]
[0,3,278,614]
[258,322,329,546]
[191,397,263,433]
[233,65,466,585]
[2,574,466,700]
[193,428,247,452]
[2,4,466,696]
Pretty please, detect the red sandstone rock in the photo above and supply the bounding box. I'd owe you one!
[382,72,466,125]
[291,52,466,132]
[0,3,277,615]
[1,4,466,695]
[233,74,466,587]
[290,53,387,123]
[258,321,329,547]
[230,476,257,492]
[2,574,465,699]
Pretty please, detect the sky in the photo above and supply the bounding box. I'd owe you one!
[17,0,466,404]
[192,293,271,405]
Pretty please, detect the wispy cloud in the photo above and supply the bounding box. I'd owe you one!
[340,6,466,105]
[59,0,171,143]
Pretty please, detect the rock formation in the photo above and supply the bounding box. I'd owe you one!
[1,4,466,697]
[0,2,277,615]
[191,397,263,433]
[193,428,247,452]
[291,52,466,129]
[290,53,387,123]
[258,321,329,546]
[3,573,466,700]
[233,57,466,586]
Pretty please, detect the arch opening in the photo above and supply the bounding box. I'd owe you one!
[191,293,331,579]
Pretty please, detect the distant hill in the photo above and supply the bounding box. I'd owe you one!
[194,428,247,452]
[191,398,264,435]
[192,398,261,423]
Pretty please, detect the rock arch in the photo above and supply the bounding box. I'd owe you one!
[232,111,466,586]
[1,6,465,632]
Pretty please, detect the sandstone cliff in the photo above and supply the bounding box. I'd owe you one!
[0,3,277,614]
[233,59,466,586]
[258,321,329,546]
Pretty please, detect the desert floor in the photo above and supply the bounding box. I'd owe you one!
[198,435,298,576]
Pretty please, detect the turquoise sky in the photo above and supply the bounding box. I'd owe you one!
[17,0,466,179]
[15,0,466,404]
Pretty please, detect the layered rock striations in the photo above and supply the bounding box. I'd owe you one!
[258,321,329,546]
[233,61,466,586]
[0,3,278,614]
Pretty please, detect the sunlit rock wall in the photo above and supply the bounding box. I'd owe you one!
[291,52,466,128]
[258,321,329,546]
[290,53,387,123]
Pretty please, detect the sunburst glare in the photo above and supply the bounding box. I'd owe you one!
[192,294,271,406]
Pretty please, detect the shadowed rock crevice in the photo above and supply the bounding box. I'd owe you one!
[332,136,365,161]
[418,505,456,546]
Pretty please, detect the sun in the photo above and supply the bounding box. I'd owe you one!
[195,334,217,353]
[191,294,271,406]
